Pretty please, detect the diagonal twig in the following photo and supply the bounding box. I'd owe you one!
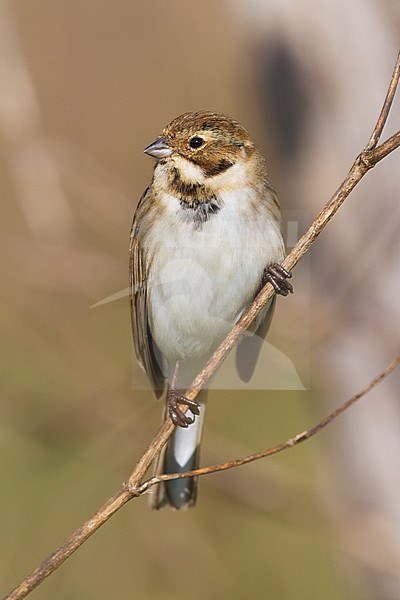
[137,356,399,490]
[366,54,400,150]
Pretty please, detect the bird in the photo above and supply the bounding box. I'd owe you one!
[129,111,292,510]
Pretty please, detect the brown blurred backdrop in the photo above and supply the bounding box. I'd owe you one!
[1,1,399,599]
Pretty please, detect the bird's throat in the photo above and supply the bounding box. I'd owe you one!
[169,167,222,229]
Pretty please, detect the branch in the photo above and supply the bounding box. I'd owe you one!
[138,356,399,490]
[2,51,400,600]
[365,53,400,150]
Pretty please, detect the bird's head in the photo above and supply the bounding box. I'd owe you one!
[144,111,257,180]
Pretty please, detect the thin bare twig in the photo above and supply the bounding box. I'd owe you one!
[365,130,400,164]
[2,51,400,600]
[366,54,400,150]
[138,356,399,490]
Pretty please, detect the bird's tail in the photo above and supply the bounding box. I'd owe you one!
[149,391,207,510]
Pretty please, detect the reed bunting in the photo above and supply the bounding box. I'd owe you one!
[130,111,292,509]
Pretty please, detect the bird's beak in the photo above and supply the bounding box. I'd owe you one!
[143,137,173,159]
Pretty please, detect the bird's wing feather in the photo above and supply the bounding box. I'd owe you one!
[235,295,276,382]
[129,189,165,397]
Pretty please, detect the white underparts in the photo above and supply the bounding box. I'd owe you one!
[145,170,285,362]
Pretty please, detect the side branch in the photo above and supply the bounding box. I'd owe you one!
[366,53,400,150]
[138,356,399,489]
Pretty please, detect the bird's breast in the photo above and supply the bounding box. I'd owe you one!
[143,186,284,361]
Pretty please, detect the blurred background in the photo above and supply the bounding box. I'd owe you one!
[1,1,399,598]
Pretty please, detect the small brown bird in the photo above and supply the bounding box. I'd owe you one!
[130,111,292,509]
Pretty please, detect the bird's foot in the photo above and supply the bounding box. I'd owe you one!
[263,263,293,296]
[168,390,200,428]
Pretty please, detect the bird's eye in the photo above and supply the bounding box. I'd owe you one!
[189,136,205,149]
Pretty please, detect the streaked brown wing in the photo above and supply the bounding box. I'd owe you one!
[235,296,276,382]
[129,190,165,397]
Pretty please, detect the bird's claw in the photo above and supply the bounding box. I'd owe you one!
[263,263,293,296]
[168,390,200,428]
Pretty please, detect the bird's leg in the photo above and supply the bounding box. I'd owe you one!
[263,263,293,296]
[170,360,180,390]
[167,361,200,428]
